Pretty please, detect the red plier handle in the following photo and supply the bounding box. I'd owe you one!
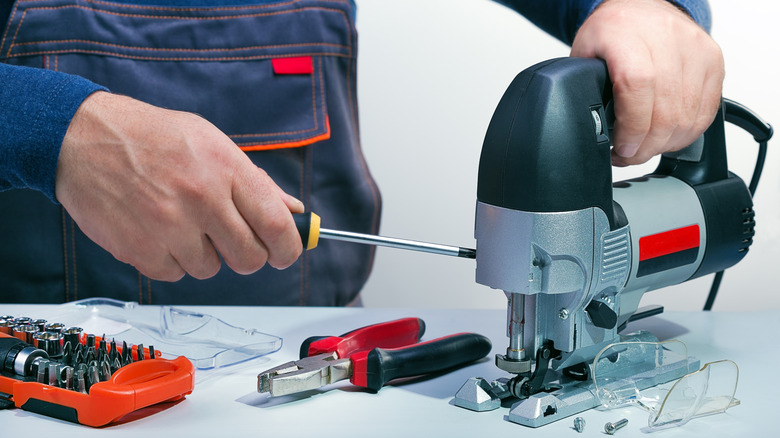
[301,317,426,359]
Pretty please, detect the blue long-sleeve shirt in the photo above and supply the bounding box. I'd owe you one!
[0,0,711,202]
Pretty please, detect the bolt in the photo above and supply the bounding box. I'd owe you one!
[559,309,569,320]
[573,416,585,433]
[604,418,628,435]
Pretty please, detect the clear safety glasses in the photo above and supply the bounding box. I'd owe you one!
[592,340,739,430]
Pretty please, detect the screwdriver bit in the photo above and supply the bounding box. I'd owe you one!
[111,356,122,374]
[48,363,60,387]
[77,369,86,394]
[37,359,49,384]
[62,341,73,366]
[109,339,117,362]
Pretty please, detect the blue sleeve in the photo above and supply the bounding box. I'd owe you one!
[0,63,107,202]
[496,0,712,45]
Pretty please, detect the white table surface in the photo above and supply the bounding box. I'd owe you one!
[1,304,777,436]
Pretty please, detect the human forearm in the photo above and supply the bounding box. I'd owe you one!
[0,63,106,200]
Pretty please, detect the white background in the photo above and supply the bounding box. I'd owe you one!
[357,0,779,311]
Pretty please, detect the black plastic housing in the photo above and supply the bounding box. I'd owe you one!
[653,107,754,278]
[476,57,617,228]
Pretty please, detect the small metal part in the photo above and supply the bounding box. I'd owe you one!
[137,344,145,361]
[605,418,628,435]
[99,337,107,357]
[100,360,111,381]
[31,319,47,332]
[86,334,96,349]
[73,346,85,367]
[77,369,87,393]
[62,366,74,390]
[111,356,122,373]
[62,341,73,366]
[14,324,38,343]
[48,363,60,387]
[109,339,117,362]
[0,319,15,335]
[87,365,100,393]
[62,326,83,347]
[36,359,49,383]
[12,317,31,326]
[121,341,130,365]
[573,417,585,433]
[44,322,66,333]
[495,354,532,374]
[149,345,156,359]
[505,294,525,361]
[34,331,64,357]
[558,308,569,320]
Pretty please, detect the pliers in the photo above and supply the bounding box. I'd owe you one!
[257,317,491,396]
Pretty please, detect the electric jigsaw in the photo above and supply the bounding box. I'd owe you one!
[453,57,771,427]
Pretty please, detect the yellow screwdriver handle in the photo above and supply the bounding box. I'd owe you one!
[293,212,321,250]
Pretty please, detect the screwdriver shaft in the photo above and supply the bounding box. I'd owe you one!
[319,228,476,259]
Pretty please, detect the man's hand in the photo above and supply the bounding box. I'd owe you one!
[571,0,724,166]
[55,91,304,281]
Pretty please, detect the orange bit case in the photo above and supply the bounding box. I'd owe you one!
[0,332,194,427]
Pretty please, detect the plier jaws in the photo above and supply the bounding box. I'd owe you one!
[257,352,352,396]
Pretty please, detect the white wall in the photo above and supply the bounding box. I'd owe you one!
[357,0,779,311]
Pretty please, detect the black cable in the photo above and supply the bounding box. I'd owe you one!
[703,101,771,311]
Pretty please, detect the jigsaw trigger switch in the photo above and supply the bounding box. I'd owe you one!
[585,300,618,330]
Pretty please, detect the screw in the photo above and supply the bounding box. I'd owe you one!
[573,417,585,433]
[559,308,569,320]
[604,418,628,435]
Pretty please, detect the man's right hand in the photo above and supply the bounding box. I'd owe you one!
[55,91,304,281]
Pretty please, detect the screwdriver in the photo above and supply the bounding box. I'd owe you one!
[293,213,476,259]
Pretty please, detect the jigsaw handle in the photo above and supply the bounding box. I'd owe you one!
[476,57,618,228]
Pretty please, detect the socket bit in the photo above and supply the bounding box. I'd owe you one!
[63,327,83,347]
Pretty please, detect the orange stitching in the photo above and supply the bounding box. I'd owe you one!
[0,1,21,57]
[8,7,28,58]
[5,48,348,61]
[237,127,329,150]
[13,39,349,53]
[17,5,346,22]
[8,5,351,58]
[16,0,349,14]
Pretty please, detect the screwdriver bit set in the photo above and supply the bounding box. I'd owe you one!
[0,314,195,427]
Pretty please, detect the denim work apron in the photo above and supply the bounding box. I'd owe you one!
[0,0,380,305]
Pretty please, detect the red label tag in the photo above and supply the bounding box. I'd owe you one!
[271,56,313,75]
[639,224,700,261]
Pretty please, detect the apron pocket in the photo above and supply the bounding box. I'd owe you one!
[49,52,330,151]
